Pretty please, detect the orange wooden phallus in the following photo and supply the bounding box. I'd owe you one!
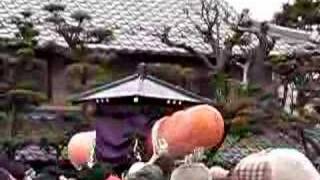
[68,131,96,169]
[155,104,224,157]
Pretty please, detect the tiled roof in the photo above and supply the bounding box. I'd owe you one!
[264,23,318,55]
[0,0,237,55]
[72,73,213,104]
[0,0,317,56]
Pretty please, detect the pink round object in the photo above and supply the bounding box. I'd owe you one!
[106,175,121,180]
[67,131,95,168]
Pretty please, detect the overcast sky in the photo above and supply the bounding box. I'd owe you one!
[226,0,292,21]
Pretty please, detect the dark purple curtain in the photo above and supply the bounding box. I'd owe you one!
[95,105,149,166]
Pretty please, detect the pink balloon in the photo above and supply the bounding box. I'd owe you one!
[68,131,96,168]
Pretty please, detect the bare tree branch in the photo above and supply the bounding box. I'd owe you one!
[160,0,277,88]
[160,0,235,72]
[160,27,216,70]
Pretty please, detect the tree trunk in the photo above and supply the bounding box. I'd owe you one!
[81,65,88,86]
[247,28,274,93]
[290,85,295,114]
[46,60,53,101]
[3,60,9,82]
[282,84,288,108]
[248,52,273,91]
[242,61,250,85]
[8,67,15,86]
[8,103,16,138]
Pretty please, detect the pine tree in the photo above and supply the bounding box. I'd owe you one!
[43,4,113,92]
[0,11,47,138]
[274,0,320,30]
[272,0,320,115]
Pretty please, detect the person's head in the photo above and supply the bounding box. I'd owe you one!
[170,163,210,180]
[154,154,175,175]
[126,164,164,180]
[209,166,230,180]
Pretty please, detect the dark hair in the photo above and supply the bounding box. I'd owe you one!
[154,154,175,175]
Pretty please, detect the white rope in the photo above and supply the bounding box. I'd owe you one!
[148,118,168,164]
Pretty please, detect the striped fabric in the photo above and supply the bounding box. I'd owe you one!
[14,145,57,162]
[230,161,272,180]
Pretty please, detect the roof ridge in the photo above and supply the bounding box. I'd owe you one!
[145,74,213,103]
[71,72,213,104]
[69,74,140,101]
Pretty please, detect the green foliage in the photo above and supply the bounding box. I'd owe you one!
[17,47,35,57]
[0,88,47,142]
[43,3,65,13]
[0,16,44,137]
[211,72,259,103]
[211,72,230,103]
[258,92,274,102]
[225,30,243,45]
[204,150,225,167]
[43,3,114,49]
[146,63,195,88]
[293,74,309,88]
[6,89,47,108]
[229,123,252,137]
[71,10,92,22]
[203,135,241,167]
[270,54,289,65]
[237,83,261,97]
[11,11,39,58]
[64,112,85,122]
[15,80,41,91]
[43,3,114,90]
[0,69,46,119]
[280,111,296,122]
[0,138,21,150]
[94,66,112,86]
[88,28,114,43]
[0,112,7,122]
[210,72,280,139]
[274,0,320,29]
[66,62,107,91]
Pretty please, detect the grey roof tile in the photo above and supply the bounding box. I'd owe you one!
[0,0,317,56]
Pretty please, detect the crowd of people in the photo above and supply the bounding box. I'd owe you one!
[123,148,320,180]
[1,105,320,180]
